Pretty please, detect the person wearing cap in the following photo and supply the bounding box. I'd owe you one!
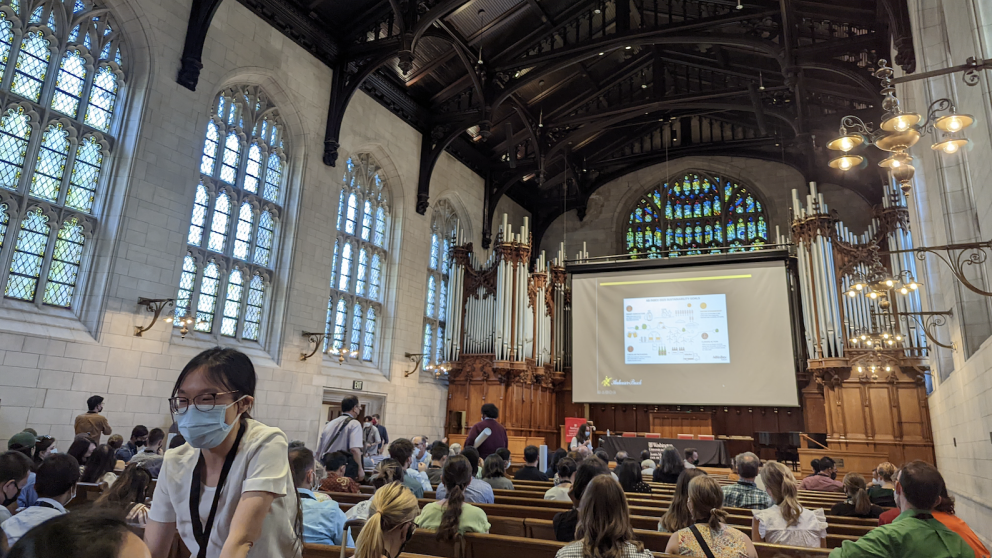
[73,395,112,445]
[7,431,39,509]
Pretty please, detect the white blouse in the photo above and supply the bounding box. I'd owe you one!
[753,504,828,548]
[148,419,300,557]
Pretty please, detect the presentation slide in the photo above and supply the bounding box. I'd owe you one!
[571,258,799,407]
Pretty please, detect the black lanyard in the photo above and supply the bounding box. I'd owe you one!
[298,491,316,500]
[37,501,57,510]
[189,419,247,558]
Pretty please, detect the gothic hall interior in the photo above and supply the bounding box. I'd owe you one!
[0,0,989,546]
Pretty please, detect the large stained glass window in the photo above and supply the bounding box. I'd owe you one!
[0,1,125,310]
[326,154,390,362]
[624,172,769,258]
[423,199,458,368]
[177,86,287,342]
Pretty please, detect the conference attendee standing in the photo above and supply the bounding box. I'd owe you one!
[362,417,382,460]
[722,453,773,510]
[74,395,112,444]
[1,454,80,547]
[464,403,508,459]
[116,425,148,463]
[513,446,549,481]
[555,476,653,558]
[666,475,758,558]
[829,473,884,519]
[144,348,301,558]
[569,424,592,451]
[798,456,843,492]
[316,396,365,482]
[828,461,975,558]
[752,462,827,548]
[372,415,388,446]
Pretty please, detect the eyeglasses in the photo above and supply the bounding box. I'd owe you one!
[169,391,240,414]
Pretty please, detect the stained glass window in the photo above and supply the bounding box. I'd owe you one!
[66,136,104,212]
[195,261,220,332]
[624,173,768,258]
[331,298,347,350]
[5,209,49,301]
[326,153,390,363]
[30,124,69,202]
[51,49,87,117]
[178,86,286,340]
[84,66,118,133]
[174,253,196,321]
[0,15,13,77]
[0,107,31,190]
[424,199,458,368]
[42,218,85,307]
[11,31,51,102]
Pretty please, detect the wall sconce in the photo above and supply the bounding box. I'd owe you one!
[300,332,326,361]
[404,352,425,377]
[134,298,174,337]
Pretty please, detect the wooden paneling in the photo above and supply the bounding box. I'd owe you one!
[648,412,713,437]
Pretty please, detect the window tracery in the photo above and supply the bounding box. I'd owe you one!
[423,199,457,368]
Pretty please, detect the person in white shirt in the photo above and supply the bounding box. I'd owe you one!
[683,447,698,469]
[144,348,301,558]
[751,461,827,549]
[545,458,577,501]
[640,459,656,481]
[316,396,365,482]
[569,424,593,451]
[412,435,431,468]
[1,453,80,547]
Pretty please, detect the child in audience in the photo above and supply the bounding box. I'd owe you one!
[94,463,153,526]
[1,454,80,548]
[415,455,491,539]
[480,454,514,491]
[867,461,897,507]
[79,444,118,486]
[554,457,610,542]
[5,509,151,558]
[143,347,301,558]
[666,475,757,558]
[545,458,577,501]
[659,469,707,533]
[555,475,653,558]
[830,473,884,519]
[354,482,420,558]
[752,461,827,548]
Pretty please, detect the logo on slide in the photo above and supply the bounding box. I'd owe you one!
[602,377,612,387]
[626,305,633,312]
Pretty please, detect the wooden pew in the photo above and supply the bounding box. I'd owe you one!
[65,481,106,510]
[302,543,439,558]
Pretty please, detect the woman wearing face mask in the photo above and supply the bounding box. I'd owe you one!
[144,347,302,558]
[354,482,419,558]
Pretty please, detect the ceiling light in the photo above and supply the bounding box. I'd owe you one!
[594,7,601,14]
[625,46,632,50]
[826,134,865,152]
[598,52,604,56]
[828,154,864,170]
[932,138,970,154]
[880,111,922,132]
[934,113,974,132]
[641,84,647,89]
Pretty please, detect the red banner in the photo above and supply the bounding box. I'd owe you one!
[564,417,587,443]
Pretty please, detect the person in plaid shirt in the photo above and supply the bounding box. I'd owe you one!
[722,452,773,510]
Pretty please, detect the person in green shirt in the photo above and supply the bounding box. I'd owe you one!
[829,461,974,558]
[415,455,490,538]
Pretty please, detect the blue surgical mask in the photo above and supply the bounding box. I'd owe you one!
[174,396,246,449]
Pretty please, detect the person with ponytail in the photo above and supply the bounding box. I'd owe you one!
[346,459,408,522]
[414,455,490,540]
[830,473,884,518]
[665,476,757,558]
[555,475,653,558]
[354,482,420,558]
[752,461,827,548]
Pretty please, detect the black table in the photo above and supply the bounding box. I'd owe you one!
[598,436,730,467]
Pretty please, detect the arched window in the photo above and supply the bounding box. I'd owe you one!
[624,172,768,258]
[0,1,125,310]
[325,154,389,362]
[177,86,286,342]
[423,199,458,368]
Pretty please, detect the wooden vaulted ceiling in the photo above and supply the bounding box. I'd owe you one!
[222,0,916,248]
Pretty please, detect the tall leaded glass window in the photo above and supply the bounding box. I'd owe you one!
[423,199,458,367]
[624,172,769,258]
[177,86,287,342]
[0,1,125,310]
[325,154,389,362]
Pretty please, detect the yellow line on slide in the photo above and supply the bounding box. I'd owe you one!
[599,274,751,286]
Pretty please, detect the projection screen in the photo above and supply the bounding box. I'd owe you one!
[571,255,799,406]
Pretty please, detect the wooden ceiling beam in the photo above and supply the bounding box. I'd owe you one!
[431,75,472,105]
[405,49,457,86]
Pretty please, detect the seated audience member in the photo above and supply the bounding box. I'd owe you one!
[615,450,629,467]
[128,428,165,478]
[933,485,990,558]
[666,475,758,558]
[290,446,351,547]
[66,435,96,470]
[116,426,148,463]
[434,446,494,504]
[684,447,699,469]
[346,459,406,521]
[545,458,577,501]
[1,454,80,547]
[548,448,566,479]
[575,444,592,462]
[8,431,39,510]
[107,434,124,452]
[31,436,56,469]
[617,460,652,494]
[0,451,32,525]
[386,439,425,498]
[659,469,708,533]
[513,445,548,481]
[495,447,512,472]
[354,482,419,558]
[653,447,686,484]
[722,453,773,510]
[79,444,118,486]
[481,454,514,490]
[319,451,361,494]
[5,509,149,558]
[93,462,153,526]
[594,450,620,481]
[830,473,884,519]
[426,442,448,486]
[415,455,491,538]
[752,461,827,548]
[412,436,432,468]
[641,458,656,480]
[829,461,974,558]
[868,461,897,507]
[640,450,650,461]
[798,456,843,492]
[553,457,610,542]
[448,443,462,456]
[555,475,653,558]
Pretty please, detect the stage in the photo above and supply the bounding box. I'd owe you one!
[598,435,731,467]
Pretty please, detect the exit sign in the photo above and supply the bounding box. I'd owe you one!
[353,380,363,391]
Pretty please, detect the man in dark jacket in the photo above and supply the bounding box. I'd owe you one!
[464,403,508,459]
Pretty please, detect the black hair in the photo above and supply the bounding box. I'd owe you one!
[819,457,836,471]
[460,446,481,477]
[32,437,56,468]
[130,425,148,440]
[86,395,104,411]
[481,403,499,419]
[288,440,307,449]
[66,435,95,467]
[594,449,609,463]
[0,451,32,487]
[388,438,415,465]
[616,460,643,492]
[496,447,511,462]
[899,460,944,510]
[437,455,472,542]
[481,454,507,479]
[288,447,315,486]
[684,448,697,460]
[168,434,186,449]
[322,451,350,472]
[639,450,650,462]
[548,447,567,474]
[171,347,257,419]
[6,508,134,558]
[576,424,589,443]
[430,442,449,461]
[571,458,610,504]
[524,445,539,464]
[80,444,116,484]
[147,428,165,447]
[35,454,80,498]
[810,459,820,473]
[658,447,685,476]
[557,457,578,480]
[342,395,359,413]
